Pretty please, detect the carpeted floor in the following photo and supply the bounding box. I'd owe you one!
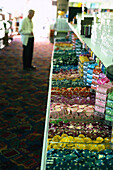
[0,35,53,169]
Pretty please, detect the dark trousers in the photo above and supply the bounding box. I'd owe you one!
[23,37,34,69]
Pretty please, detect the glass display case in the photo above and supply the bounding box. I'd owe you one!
[41,31,113,170]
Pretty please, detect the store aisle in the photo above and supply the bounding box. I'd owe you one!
[0,35,53,169]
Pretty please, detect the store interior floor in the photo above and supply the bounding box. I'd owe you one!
[0,34,53,169]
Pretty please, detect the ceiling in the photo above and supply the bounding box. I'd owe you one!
[1,0,113,17]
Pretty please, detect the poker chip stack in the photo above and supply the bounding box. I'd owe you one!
[78,55,89,77]
[71,33,78,50]
[46,148,113,169]
[105,91,113,122]
[83,61,93,84]
[75,39,82,58]
[94,83,113,120]
[46,34,113,170]
[91,66,102,90]
[86,62,97,87]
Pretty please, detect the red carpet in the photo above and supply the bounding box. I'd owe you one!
[0,35,53,169]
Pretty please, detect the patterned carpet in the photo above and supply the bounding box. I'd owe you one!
[0,35,53,169]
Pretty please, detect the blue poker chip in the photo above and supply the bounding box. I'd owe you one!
[103,149,113,155]
[106,155,113,160]
[85,159,96,168]
[73,157,85,163]
[90,151,97,157]
[72,149,81,157]
[82,150,92,158]
[106,159,113,167]
[47,148,55,155]
[95,160,105,167]
[80,163,91,169]
[96,154,106,160]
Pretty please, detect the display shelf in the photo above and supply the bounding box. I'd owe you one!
[41,38,113,170]
[68,23,113,68]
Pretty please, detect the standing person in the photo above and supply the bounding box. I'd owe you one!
[19,9,36,71]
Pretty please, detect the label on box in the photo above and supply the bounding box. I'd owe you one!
[87,69,93,74]
[106,100,113,109]
[95,98,106,108]
[96,92,107,101]
[106,107,113,115]
[87,74,93,79]
[105,115,113,122]
[95,105,105,114]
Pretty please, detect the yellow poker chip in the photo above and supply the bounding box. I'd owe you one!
[111,137,113,143]
[98,144,105,151]
[91,51,93,57]
[89,144,98,151]
[47,138,51,141]
[92,140,98,144]
[74,144,78,149]
[72,78,78,81]
[58,78,64,80]
[52,136,60,142]
[47,145,51,150]
[84,137,92,143]
[74,137,84,143]
[62,144,67,149]
[57,143,62,148]
[105,143,111,149]
[77,138,84,143]
[53,144,58,149]
[78,134,85,138]
[77,144,86,150]
[104,137,111,143]
[73,137,79,142]
[61,134,68,138]
[67,144,74,149]
[60,137,67,142]
[96,137,104,143]
[50,143,55,147]
[85,144,90,150]
[65,137,71,142]
[68,136,74,141]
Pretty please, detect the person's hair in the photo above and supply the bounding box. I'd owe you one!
[28,9,35,14]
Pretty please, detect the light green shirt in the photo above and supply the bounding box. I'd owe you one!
[19,17,34,46]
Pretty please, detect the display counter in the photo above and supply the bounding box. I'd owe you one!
[40,49,54,170]
[41,36,113,170]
